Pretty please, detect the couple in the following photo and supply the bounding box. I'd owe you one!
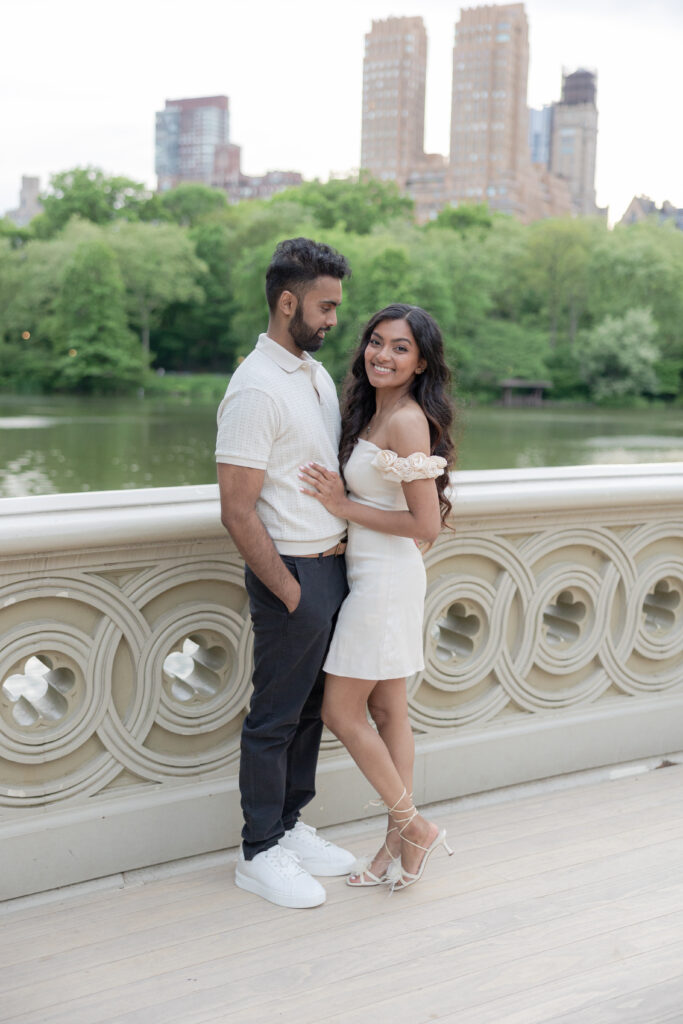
[216,237,455,909]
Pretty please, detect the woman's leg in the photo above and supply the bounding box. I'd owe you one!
[322,673,403,803]
[361,678,415,877]
[323,674,439,880]
[368,677,415,793]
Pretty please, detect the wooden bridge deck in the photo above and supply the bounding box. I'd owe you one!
[3,760,683,1024]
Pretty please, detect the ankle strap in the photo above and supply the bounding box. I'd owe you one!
[393,805,418,826]
[384,787,408,815]
[382,787,417,816]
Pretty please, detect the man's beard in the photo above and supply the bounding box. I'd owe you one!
[290,304,326,352]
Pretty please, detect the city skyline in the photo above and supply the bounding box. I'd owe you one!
[359,8,580,224]
[2,0,681,223]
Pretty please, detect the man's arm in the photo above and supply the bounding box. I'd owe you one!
[217,463,301,613]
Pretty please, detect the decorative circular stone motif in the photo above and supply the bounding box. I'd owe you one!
[2,655,76,729]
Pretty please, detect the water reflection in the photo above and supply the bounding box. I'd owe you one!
[0,452,58,497]
[1,395,682,497]
[0,417,58,430]
[585,435,683,450]
[457,406,683,472]
[0,395,217,497]
[588,446,683,464]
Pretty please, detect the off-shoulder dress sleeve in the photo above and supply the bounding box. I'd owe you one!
[371,449,447,482]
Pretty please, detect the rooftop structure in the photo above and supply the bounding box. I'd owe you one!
[549,69,603,217]
[4,176,42,227]
[619,195,683,230]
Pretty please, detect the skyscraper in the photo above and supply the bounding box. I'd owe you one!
[360,16,428,187]
[448,3,532,215]
[549,69,601,216]
[155,96,230,191]
[447,4,570,221]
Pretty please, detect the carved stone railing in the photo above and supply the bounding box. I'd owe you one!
[2,465,683,900]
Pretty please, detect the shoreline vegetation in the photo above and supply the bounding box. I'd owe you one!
[3,373,676,411]
[134,373,683,411]
[1,169,682,408]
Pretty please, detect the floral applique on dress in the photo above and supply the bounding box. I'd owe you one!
[372,449,447,482]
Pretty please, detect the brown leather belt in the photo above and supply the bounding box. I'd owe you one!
[297,538,347,558]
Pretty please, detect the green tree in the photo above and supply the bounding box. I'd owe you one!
[426,202,494,236]
[0,220,104,390]
[544,343,587,400]
[0,217,30,249]
[154,183,229,227]
[587,222,683,395]
[106,222,207,357]
[576,308,660,403]
[155,219,237,371]
[34,167,149,237]
[467,321,549,394]
[478,215,530,322]
[152,197,315,372]
[521,218,601,347]
[588,223,683,330]
[51,239,145,393]
[273,175,413,235]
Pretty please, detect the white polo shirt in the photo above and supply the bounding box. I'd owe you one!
[216,334,347,555]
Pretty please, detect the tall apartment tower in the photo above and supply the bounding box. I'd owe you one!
[528,105,553,166]
[449,4,534,214]
[361,16,427,187]
[155,96,230,191]
[550,69,600,216]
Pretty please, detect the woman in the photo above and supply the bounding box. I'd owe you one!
[299,303,455,890]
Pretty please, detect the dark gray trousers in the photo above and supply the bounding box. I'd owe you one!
[240,553,347,860]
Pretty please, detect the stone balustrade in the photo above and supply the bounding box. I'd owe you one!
[2,464,683,900]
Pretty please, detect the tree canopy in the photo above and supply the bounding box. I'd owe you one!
[51,239,145,393]
[34,167,149,237]
[2,167,682,403]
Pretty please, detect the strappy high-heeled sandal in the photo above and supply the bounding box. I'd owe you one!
[385,792,454,891]
[346,790,411,887]
[346,827,399,887]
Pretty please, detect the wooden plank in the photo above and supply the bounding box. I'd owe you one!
[5,770,683,967]
[217,930,683,1024]
[7,847,683,1024]
[539,975,683,1024]
[5,813,683,995]
[3,765,683,1024]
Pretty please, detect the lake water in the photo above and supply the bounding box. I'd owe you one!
[1,394,683,498]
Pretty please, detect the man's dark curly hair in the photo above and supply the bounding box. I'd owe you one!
[265,237,351,311]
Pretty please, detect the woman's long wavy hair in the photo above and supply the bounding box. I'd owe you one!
[339,303,456,524]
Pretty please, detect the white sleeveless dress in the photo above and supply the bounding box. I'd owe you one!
[323,438,447,681]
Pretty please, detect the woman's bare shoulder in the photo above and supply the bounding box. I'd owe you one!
[386,401,430,457]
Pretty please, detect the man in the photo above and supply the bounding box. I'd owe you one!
[216,237,355,908]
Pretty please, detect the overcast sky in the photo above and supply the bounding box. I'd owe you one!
[2,0,681,222]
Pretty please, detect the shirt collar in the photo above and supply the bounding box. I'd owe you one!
[256,333,320,376]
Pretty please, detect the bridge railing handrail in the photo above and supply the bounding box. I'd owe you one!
[2,462,683,556]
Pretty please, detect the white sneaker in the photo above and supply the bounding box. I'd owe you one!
[279,822,357,876]
[235,845,326,909]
